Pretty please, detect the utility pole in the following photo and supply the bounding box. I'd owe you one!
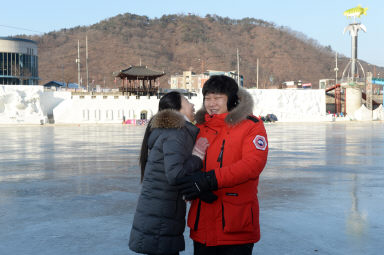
[256,58,259,89]
[61,64,64,85]
[76,40,81,87]
[334,52,338,84]
[237,48,240,86]
[86,35,89,91]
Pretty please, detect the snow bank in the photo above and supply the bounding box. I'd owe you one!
[0,85,45,124]
[247,89,327,122]
[52,89,326,123]
[4,85,381,124]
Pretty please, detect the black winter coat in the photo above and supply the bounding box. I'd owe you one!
[129,109,202,255]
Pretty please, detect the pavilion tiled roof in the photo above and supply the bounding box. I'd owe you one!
[116,66,165,80]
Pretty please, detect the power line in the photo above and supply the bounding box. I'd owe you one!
[0,24,43,34]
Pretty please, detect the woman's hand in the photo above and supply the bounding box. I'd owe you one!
[192,137,209,160]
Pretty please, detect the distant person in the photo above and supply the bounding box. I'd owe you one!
[129,91,216,255]
[177,75,269,255]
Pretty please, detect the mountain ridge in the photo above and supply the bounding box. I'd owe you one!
[21,13,380,88]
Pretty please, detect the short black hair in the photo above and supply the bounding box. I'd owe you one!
[158,91,182,111]
[202,75,239,111]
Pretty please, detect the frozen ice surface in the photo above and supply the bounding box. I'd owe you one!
[257,122,384,255]
[0,122,383,255]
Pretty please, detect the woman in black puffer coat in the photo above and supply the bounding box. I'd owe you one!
[129,92,214,255]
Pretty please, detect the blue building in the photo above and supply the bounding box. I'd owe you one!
[0,37,39,85]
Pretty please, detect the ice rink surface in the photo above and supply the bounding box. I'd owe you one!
[0,122,383,255]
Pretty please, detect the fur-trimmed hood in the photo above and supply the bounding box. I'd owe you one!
[148,109,199,151]
[150,109,186,129]
[195,87,254,125]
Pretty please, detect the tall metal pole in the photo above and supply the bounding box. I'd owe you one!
[256,58,259,89]
[351,31,357,80]
[237,48,240,86]
[61,64,64,85]
[86,35,89,92]
[76,40,81,87]
[334,52,338,84]
[343,23,366,82]
[342,5,367,82]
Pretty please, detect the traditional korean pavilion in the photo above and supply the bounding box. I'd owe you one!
[115,65,165,96]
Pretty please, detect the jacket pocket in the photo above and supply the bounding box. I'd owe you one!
[222,199,254,233]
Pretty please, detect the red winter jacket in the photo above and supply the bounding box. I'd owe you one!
[187,88,269,246]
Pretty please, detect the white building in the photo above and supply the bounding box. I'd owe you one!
[170,70,243,91]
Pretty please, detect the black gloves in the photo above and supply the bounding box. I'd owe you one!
[199,191,218,203]
[177,170,218,202]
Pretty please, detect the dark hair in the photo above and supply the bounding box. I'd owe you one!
[158,91,182,111]
[139,91,182,182]
[202,75,239,111]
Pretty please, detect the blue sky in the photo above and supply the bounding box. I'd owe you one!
[1,0,383,67]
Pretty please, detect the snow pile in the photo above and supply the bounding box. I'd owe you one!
[353,105,372,121]
[373,105,384,120]
[352,104,384,121]
[247,89,327,122]
[0,85,45,124]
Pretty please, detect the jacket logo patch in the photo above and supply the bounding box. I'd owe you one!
[253,135,267,151]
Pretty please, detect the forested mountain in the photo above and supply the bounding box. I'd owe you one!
[23,13,376,88]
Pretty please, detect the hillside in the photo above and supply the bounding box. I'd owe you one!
[24,13,372,88]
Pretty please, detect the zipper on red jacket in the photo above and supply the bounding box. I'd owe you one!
[193,140,226,232]
[221,202,225,229]
[217,140,225,167]
[217,140,226,230]
[194,200,202,231]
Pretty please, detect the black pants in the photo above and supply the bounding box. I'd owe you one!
[194,241,254,255]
